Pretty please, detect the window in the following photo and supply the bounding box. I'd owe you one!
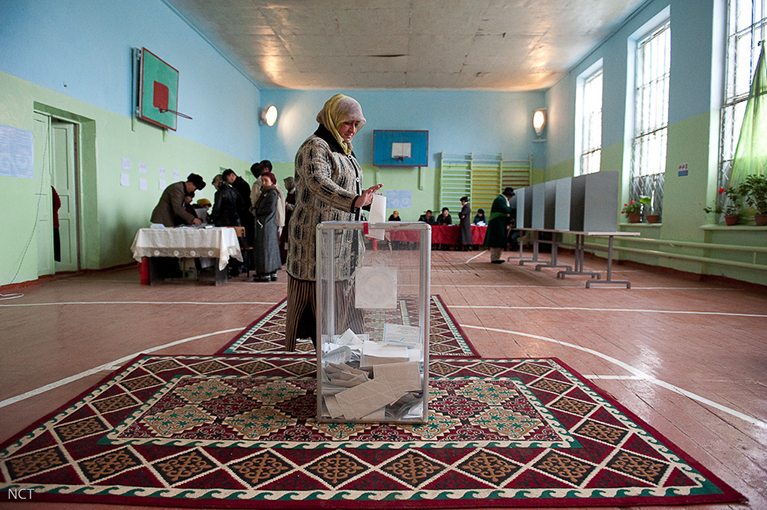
[575,65,603,175]
[630,20,671,215]
[719,0,767,190]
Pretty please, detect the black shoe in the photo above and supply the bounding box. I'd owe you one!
[253,274,270,282]
[491,260,505,264]
[270,273,277,281]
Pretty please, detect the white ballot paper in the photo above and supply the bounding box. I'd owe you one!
[355,266,397,309]
[367,193,386,240]
[383,324,421,348]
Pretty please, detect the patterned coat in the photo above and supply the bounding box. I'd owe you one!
[287,126,363,281]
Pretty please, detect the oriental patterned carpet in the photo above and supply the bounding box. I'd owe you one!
[218,295,478,358]
[0,356,743,508]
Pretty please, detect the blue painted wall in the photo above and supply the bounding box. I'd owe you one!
[260,89,547,169]
[0,0,261,162]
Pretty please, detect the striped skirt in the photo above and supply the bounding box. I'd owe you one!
[285,275,364,352]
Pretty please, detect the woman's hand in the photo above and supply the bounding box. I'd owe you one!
[354,183,383,209]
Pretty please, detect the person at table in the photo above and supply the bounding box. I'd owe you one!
[194,198,212,224]
[436,207,452,225]
[211,174,246,277]
[418,209,436,225]
[285,93,382,351]
[484,187,515,264]
[457,197,472,251]
[150,173,206,227]
[473,208,487,225]
[223,169,254,248]
[210,174,243,227]
[388,210,401,221]
[279,176,296,264]
[253,172,282,282]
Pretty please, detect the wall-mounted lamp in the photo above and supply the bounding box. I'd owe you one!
[259,105,278,126]
[532,108,547,140]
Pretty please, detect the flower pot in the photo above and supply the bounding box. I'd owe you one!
[755,213,767,226]
[646,214,660,224]
[724,214,739,226]
[628,213,641,223]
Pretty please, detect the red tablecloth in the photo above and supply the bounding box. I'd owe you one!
[384,225,487,245]
[431,225,486,245]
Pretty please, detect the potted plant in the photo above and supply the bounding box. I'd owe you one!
[737,174,767,226]
[703,186,742,225]
[621,196,651,223]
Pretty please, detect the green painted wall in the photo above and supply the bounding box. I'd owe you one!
[0,72,251,287]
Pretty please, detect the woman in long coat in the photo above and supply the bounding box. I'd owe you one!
[484,187,515,263]
[457,196,472,250]
[253,172,282,281]
[285,93,382,350]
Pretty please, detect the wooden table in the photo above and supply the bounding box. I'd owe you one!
[130,227,243,285]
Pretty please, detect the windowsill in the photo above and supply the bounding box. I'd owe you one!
[700,224,767,231]
[619,222,662,227]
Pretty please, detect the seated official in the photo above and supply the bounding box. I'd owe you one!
[388,210,401,221]
[418,210,436,225]
[436,207,452,225]
[473,208,487,225]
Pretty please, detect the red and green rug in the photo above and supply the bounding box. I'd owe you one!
[218,295,478,358]
[0,355,743,508]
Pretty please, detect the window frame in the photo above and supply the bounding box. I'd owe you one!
[574,61,604,176]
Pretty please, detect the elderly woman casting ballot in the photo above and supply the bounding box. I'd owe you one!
[285,94,382,351]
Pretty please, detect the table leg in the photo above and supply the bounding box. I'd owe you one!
[536,232,571,271]
[585,236,631,288]
[214,260,228,285]
[148,257,164,285]
[557,234,600,280]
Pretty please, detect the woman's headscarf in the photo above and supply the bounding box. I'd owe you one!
[316,93,366,156]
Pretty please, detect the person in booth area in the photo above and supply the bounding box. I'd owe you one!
[484,187,515,264]
[285,93,382,351]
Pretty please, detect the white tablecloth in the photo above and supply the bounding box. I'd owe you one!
[130,227,243,271]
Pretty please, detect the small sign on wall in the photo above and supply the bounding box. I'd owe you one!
[678,163,688,177]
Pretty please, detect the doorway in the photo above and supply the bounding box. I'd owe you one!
[34,113,80,276]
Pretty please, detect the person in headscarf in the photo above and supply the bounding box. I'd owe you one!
[279,176,296,263]
[285,93,382,351]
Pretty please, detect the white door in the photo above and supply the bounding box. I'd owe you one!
[33,113,54,277]
[51,120,79,272]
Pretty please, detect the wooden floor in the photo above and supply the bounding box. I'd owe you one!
[1,249,765,510]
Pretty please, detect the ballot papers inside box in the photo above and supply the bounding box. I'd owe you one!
[316,221,431,424]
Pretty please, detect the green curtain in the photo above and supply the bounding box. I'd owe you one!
[730,43,767,186]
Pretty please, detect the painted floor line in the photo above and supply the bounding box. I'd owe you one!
[451,305,767,318]
[466,250,488,263]
[0,301,281,308]
[0,327,243,409]
[462,324,766,429]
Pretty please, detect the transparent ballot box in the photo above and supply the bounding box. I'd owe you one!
[316,221,431,424]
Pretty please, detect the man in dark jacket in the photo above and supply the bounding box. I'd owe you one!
[223,168,254,250]
[210,174,242,228]
[484,187,515,263]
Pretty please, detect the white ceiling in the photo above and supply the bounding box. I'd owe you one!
[164,0,646,91]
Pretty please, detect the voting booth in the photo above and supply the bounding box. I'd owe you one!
[315,221,431,424]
